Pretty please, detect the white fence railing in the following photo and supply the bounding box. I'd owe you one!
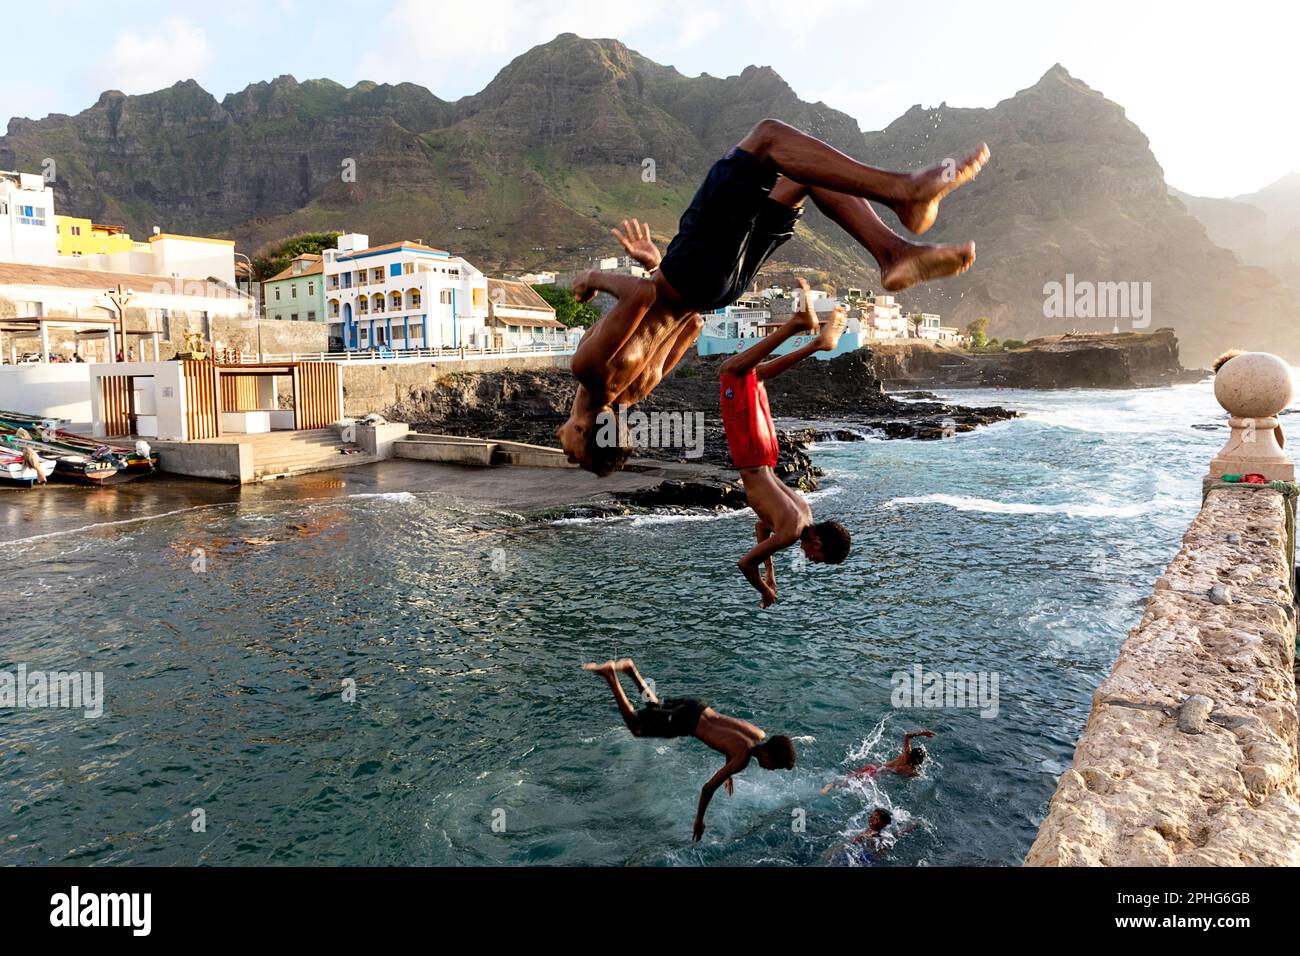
[223,343,576,365]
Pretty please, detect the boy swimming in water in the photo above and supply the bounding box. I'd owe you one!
[582,658,796,841]
[821,729,936,793]
[828,807,893,867]
[558,118,989,475]
[722,279,852,607]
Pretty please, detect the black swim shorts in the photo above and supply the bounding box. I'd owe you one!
[636,697,709,738]
[658,147,803,312]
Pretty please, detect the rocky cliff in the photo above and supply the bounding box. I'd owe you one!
[873,328,1205,389]
[4,36,1298,366]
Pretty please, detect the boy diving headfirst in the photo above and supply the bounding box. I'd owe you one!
[558,118,988,475]
[582,658,797,842]
[723,280,852,607]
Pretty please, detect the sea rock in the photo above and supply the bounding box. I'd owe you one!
[1208,584,1234,605]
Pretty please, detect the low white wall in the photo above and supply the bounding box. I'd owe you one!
[0,364,93,429]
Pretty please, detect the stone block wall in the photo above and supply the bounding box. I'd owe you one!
[1026,486,1300,865]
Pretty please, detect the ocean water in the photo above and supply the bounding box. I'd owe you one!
[1,380,1291,866]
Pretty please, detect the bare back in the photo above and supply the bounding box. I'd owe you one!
[695,708,766,761]
[739,465,812,540]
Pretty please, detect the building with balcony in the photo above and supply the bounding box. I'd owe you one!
[321,234,489,352]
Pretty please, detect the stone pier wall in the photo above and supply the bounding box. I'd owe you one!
[1027,485,1300,865]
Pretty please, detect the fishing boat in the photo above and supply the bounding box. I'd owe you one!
[0,431,119,484]
[0,411,157,476]
[0,448,58,488]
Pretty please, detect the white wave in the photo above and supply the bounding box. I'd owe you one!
[552,509,749,528]
[0,502,236,547]
[347,492,418,502]
[884,493,1163,519]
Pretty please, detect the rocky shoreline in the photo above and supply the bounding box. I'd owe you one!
[872,328,1207,390]
[383,350,1018,515]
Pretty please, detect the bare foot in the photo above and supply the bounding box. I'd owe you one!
[573,271,596,303]
[813,307,847,351]
[789,278,819,335]
[880,241,977,292]
[891,143,990,235]
[582,660,617,676]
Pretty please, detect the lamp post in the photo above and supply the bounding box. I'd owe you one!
[103,284,135,361]
[232,251,262,361]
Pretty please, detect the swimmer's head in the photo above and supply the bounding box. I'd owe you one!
[869,808,892,832]
[908,745,928,768]
[801,520,851,564]
[557,406,632,476]
[753,735,797,770]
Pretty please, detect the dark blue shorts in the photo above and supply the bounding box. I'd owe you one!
[659,148,802,312]
[636,697,708,738]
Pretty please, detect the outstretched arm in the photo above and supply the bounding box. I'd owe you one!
[755,521,776,593]
[694,759,745,841]
[611,219,661,271]
[739,531,795,608]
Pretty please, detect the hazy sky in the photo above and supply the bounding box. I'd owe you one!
[5,0,1293,197]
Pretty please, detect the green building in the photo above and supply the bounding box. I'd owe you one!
[263,253,325,324]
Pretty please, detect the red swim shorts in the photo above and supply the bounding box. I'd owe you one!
[720,370,779,469]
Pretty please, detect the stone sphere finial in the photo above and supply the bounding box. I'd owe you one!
[1207,351,1295,482]
[1213,352,1294,419]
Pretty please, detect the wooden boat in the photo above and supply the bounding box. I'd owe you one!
[0,449,58,488]
[0,412,156,476]
[0,433,119,484]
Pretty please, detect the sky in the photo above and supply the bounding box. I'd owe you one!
[4,0,1294,198]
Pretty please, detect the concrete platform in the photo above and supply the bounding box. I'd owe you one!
[154,428,377,483]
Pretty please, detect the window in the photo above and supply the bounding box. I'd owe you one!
[409,323,423,340]
[307,311,317,322]
[307,282,315,296]
[403,262,414,275]
[291,285,297,299]
[372,267,384,282]
[327,275,339,290]
[71,225,82,236]
[359,327,369,345]
[376,327,387,345]
[275,288,281,301]
[290,313,299,322]
[439,290,453,305]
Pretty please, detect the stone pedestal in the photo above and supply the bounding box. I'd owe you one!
[1207,352,1295,482]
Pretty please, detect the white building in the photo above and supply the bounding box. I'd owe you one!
[0,261,252,364]
[485,278,566,348]
[860,291,908,339]
[322,234,490,351]
[0,171,57,265]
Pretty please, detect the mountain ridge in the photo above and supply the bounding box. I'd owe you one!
[1,33,1295,364]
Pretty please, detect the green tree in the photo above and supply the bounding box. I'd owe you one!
[1002,338,1025,351]
[252,231,343,281]
[965,317,990,350]
[533,284,601,328]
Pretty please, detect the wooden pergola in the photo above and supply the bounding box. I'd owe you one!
[0,315,161,363]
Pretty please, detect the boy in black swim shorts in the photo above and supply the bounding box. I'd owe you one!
[582,658,797,841]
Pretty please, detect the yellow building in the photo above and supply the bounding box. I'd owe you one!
[54,216,145,257]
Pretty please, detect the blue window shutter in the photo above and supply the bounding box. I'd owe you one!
[390,263,401,277]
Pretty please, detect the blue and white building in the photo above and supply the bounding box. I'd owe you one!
[321,234,490,352]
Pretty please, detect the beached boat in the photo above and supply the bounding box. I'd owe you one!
[0,411,156,477]
[0,449,58,488]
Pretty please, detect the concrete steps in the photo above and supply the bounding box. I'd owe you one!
[243,428,372,480]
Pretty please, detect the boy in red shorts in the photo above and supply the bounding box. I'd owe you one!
[721,279,851,607]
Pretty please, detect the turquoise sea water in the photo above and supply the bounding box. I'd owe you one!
[1,380,1293,866]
